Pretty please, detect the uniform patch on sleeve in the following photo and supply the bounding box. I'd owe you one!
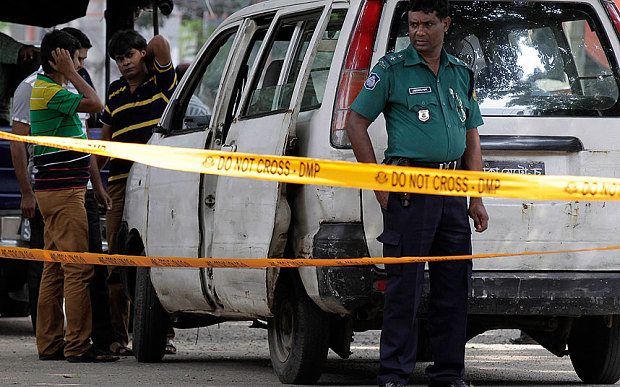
[364,72,381,90]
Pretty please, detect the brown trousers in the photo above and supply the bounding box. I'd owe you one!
[35,188,93,357]
[106,183,131,346]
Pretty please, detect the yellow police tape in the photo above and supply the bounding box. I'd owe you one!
[2,245,620,268]
[3,131,620,267]
[2,130,620,201]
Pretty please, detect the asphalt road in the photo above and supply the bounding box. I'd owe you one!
[0,317,609,386]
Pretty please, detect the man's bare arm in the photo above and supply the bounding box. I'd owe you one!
[95,124,112,171]
[345,110,388,209]
[50,48,103,113]
[10,121,35,218]
[147,35,172,67]
[462,128,489,232]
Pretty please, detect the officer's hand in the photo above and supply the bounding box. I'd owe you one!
[375,190,389,210]
[21,191,36,219]
[468,197,488,232]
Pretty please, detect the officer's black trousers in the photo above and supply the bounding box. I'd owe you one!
[377,192,472,385]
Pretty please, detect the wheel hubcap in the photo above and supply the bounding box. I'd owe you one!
[273,298,294,363]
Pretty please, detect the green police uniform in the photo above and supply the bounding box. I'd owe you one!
[350,44,483,162]
[352,44,485,386]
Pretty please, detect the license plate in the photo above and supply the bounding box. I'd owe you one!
[482,160,545,175]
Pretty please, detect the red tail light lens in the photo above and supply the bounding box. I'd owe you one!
[331,0,384,148]
[373,280,387,291]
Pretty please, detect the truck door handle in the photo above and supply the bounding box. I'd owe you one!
[221,144,237,152]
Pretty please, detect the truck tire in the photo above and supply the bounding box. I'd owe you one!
[568,315,620,384]
[268,280,329,384]
[0,292,29,318]
[133,267,167,363]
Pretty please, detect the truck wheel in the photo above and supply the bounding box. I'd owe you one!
[268,280,329,384]
[568,315,620,384]
[133,267,167,362]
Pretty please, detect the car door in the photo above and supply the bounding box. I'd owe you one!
[144,24,243,313]
[204,2,334,317]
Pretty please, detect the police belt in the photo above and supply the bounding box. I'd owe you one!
[385,157,462,170]
[384,157,462,207]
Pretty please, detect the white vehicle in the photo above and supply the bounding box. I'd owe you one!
[119,0,620,383]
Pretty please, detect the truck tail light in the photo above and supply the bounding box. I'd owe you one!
[373,280,387,291]
[331,0,384,148]
[603,0,620,37]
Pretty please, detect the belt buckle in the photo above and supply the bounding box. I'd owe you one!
[440,161,455,170]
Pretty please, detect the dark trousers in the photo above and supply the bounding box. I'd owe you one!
[377,192,472,385]
[28,189,115,350]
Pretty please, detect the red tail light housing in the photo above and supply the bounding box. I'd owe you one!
[331,0,384,148]
[603,0,620,37]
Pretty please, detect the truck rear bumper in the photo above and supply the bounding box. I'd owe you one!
[469,271,620,315]
[316,267,620,316]
[312,223,620,316]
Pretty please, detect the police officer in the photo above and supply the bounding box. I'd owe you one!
[346,0,489,386]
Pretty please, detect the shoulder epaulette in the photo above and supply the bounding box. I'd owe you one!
[447,53,472,70]
[447,54,476,98]
[378,51,406,69]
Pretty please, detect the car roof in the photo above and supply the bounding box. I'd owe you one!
[223,0,602,23]
[214,0,604,37]
[223,0,352,25]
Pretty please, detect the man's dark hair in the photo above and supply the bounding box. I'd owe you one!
[61,27,92,49]
[108,29,147,59]
[40,30,81,74]
[175,62,190,79]
[409,0,450,20]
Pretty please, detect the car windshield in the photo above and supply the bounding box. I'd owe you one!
[389,1,620,116]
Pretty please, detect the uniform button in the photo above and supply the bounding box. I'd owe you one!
[448,124,451,128]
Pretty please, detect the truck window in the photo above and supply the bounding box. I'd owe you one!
[388,1,620,117]
[300,9,348,112]
[221,24,269,141]
[244,11,323,117]
[180,29,237,131]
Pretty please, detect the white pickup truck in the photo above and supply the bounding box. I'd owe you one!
[119,0,620,384]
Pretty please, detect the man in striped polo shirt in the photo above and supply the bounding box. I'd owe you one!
[30,30,116,362]
[96,29,177,355]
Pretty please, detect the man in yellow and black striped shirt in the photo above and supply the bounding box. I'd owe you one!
[96,30,177,355]
[98,30,176,189]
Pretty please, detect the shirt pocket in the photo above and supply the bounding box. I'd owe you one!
[406,92,439,112]
[407,93,439,124]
